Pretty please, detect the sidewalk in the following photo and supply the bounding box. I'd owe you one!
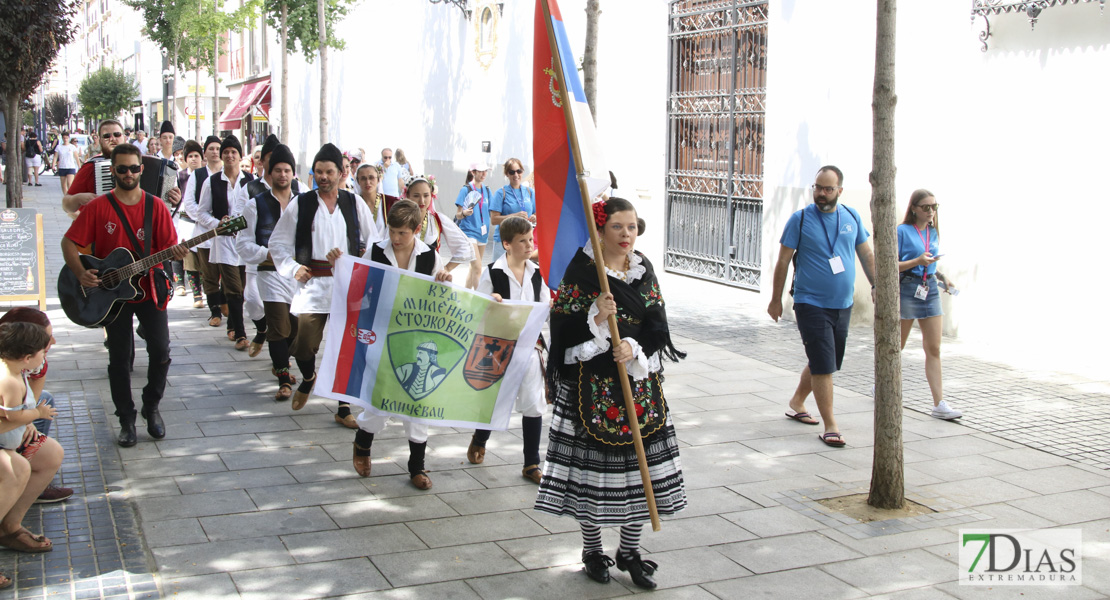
[1,178,1108,599]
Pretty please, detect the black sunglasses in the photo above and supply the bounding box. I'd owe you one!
[102,132,124,139]
[508,169,524,175]
[114,164,142,174]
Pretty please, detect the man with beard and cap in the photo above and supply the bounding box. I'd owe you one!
[269,143,378,427]
[60,143,189,446]
[185,135,228,324]
[238,144,302,400]
[197,135,255,351]
[768,165,876,448]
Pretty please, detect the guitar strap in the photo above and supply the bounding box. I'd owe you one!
[107,191,169,307]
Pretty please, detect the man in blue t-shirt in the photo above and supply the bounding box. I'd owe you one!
[768,165,875,448]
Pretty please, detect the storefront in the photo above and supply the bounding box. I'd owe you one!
[217,76,270,151]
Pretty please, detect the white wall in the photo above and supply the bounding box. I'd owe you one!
[763,0,1110,373]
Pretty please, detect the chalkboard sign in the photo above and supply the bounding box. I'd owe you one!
[0,208,47,310]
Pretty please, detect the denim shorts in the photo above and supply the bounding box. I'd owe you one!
[899,275,943,320]
[793,303,852,375]
[57,168,76,176]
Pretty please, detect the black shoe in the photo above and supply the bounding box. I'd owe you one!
[118,417,137,447]
[582,551,614,584]
[141,407,166,439]
[616,550,658,590]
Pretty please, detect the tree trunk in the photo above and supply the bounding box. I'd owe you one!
[317,0,327,146]
[868,0,903,510]
[173,43,180,135]
[6,95,23,208]
[280,2,289,144]
[195,62,202,140]
[212,35,219,136]
[583,0,600,124]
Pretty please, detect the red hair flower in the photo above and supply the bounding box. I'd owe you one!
[592,201,607,227]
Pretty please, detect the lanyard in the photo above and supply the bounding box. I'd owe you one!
[914,224,930,282]
[507,185,529,214]
[818,205,841,256]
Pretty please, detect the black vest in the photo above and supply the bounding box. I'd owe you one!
[210,171,254,219]
[369,242,436,275]
[487,264,543,301]
[253,191,286,247]
[294,189,363,266]
[192,166,211,203]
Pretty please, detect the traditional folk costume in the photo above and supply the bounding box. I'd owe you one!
[359,191,388,242]
[236,144,301,400]
[196,134,255,348]
[184,136,229,323]
[155,121,189,296]
[269,143,378,425]
[536,245,686,588]
[413,191,475,265]
[352,238,442,489]
[468,255,547,483]
[174,163,204,306]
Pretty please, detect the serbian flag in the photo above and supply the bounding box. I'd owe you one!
[533,0,609,290]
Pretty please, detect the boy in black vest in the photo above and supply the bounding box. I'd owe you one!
[466,216,549,483]
[353,199,453,490]
[184,135,228,325]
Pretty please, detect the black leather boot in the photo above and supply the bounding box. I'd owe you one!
[616,550,658,590]
[118,415,138,447]
[141,406,166,439]
[582,551,614,584]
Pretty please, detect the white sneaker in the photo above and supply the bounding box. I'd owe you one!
[931,401,963,420]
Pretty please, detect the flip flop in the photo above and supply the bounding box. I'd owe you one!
[819,432,846,447]
[0,529,53,553]
[786,411,819,425]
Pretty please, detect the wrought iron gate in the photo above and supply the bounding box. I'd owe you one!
[664,0,767,290]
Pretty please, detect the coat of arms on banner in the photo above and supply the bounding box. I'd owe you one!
[464,335,517,391]
[387,330,465,401]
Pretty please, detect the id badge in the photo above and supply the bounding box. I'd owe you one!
[915,284,929,300]
[481,224,487,235]
[829,256,845,274]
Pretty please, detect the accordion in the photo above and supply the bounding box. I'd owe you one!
[94,156,179,204]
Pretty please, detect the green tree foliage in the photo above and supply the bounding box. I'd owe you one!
[0,0,78,206]
[45,93,69,128]
[78,67,140,121]
[264,0,357,61]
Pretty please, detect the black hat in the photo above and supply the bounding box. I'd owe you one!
[269,144,296,173]
[220,134,242,157]
[159,120,175,135]
[259,134,280,160]
[203,135,222,151]
[313,143,343,171]
[173,135,185,153]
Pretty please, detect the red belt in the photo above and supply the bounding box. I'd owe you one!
[308,259,332,277]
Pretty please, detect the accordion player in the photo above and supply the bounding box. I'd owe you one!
[93,155,179,203]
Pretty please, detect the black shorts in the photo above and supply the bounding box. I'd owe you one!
[793,303,852,375]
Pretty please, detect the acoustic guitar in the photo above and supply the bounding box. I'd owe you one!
[58,216,247,328]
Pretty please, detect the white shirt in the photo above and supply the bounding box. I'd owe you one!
[238,190,299,304]
[55,144,78,169]
[133,138,149,154]
[183,165,217,249]
[365,238,444,274]
[358,194,388,242]
[422,211,476,264]
[197,170,252,265]
[269,193,379,315]
[478,255,544,302]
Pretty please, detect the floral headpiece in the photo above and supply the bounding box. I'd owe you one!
[592,200,608,227]
[404,174,439,198]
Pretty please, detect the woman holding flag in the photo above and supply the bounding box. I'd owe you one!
[536,198,687,590]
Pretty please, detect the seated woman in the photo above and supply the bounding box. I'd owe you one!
[0,322,63,567]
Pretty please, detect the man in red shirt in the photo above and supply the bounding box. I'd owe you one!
[61,143,188,447]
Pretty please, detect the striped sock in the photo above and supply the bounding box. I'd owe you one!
[580,523,603,555]
[618,523,643,557]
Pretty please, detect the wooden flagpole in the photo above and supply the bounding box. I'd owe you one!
[540,0,661,532]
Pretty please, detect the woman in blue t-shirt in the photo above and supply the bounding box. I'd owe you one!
[490,158,535,261]
[454,162,493,289]
[897,189,962,421]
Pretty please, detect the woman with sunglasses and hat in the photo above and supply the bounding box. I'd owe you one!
[490,158,535,262]
[897,189,962,421]
[454,161,493,289]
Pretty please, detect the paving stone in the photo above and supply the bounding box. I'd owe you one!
[325,580,482,600]
[219,446,335,470]
[176,467,300,494]
[819,548,961,595]
[639,514,758,553]
[152,536,295,578]
[921,477,1040,507]
[286,460,406,483]
[702,566,867,599]
[437,485,544,516]
[155,433,265,457]
[607,585,721,599]
[634,546,754,590]
[1010,490,1110,525]
[983,447,1077,470]
[496,529,621,570]
[372,542,525,587]
[408,510,548,548]
[715,531,863,574]
[721,505,828,538]
[232,557,390,600]
[142,517,208,548]
[904,435,1013,460]
[464,566,632,599]
[865,586,958,600]
[281,523,427,563]
[199,506,338,541]
[247,479,373,510]
[162,572,242,599]
[361,470,487,500]
[197,416,303,436]
[122,453,229,479]
[996,466,1110,495]
[324,495,459,528]
[135,489,256,521]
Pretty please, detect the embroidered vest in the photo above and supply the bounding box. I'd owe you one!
[294,189,363,266]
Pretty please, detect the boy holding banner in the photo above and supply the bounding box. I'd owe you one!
[467,216,549,484]
[352,197,452,490]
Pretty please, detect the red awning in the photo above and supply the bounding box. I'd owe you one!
[217,79,270,130]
